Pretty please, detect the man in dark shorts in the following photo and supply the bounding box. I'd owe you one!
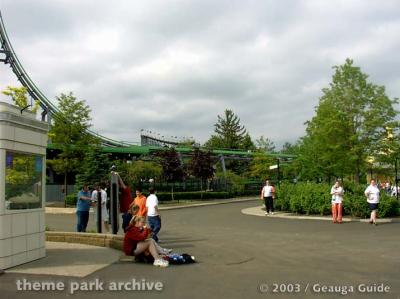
[364,179,380,225]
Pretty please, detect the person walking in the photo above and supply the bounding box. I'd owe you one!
[365,179,380,225]
[330,181,344,223]
[261,180,275,215]
[146,187,162,242]
[76,185,92,232]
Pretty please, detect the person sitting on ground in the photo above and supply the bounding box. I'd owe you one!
[123,216,170,267]
[122,204,139,233]
[133,186,147,217]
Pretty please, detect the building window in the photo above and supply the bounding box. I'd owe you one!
[5,151,43,210]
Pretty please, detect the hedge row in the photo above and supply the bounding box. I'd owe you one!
[65,191,232,206]
[275,182,400,218]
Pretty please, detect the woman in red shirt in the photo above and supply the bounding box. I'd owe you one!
[123,216,170,267]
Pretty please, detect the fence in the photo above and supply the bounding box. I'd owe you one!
[46,184,76,202]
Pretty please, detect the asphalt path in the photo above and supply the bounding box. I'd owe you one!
[1,200,399,299]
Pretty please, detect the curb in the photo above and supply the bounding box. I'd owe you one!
[46,231,123,250]
[45,197,259,214]
[241,206,394,223]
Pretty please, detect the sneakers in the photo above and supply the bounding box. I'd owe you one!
[270,212,275,215]
[153,259,169,267]
[265,212,269,216]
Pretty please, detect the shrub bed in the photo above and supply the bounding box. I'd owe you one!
[276,182,400,218]
[157,191,231,201]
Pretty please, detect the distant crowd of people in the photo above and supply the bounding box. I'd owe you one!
[260,178,396,226]
[75,172,171,267]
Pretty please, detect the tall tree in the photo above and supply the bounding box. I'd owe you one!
[256,136,275,152]
[2,86,40,113]
[48,92,98,193]
[75,146,112,188]
[155,147,185,199]
[205,109,253,150]
[188,148,215,190]
[303,59,399,182]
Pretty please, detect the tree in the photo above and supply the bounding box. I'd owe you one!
[155,147,185,200]
[188,148,215,190]
[48,92,98,194]
[75,146,112,188]
[256,136,275,152]
[2,86,40,113]
[120,160,163,186]
[302,59,399,183]
[247,152,275,179]
[205,109,253,150]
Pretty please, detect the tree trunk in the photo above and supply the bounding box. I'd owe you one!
[355,162,360,184]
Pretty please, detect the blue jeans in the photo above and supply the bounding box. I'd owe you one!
[76,211,89,232]
[147,216,161,242]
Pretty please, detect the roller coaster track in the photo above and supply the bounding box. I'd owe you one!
[0,11,127,147]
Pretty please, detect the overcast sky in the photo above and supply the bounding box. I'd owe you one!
[1,0,399,148]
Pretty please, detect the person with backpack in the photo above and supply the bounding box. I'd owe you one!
[123,216,170,267]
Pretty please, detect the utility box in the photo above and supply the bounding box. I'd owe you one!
[0,102,48,269]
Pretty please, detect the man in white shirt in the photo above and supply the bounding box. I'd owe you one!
[261,180,275,215]
[146,187,161,242]
[92,183,109,233]
[364,179,380,225]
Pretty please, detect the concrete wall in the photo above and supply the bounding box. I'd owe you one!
[0,102,48,269]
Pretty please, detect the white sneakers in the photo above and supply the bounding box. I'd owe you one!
[153,258,169,267]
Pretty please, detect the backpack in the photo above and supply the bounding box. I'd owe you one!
[166,253,196,265]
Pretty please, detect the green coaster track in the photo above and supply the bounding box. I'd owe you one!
[0,10,126,147]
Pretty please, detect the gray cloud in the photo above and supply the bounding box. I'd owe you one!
[1,0,399,149]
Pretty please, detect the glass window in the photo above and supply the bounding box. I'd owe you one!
[5,151,43,210]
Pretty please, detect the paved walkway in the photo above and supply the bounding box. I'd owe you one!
[6,242,121,277]
[242,205,394,223]
[45,197,258,214]
[2,200,399,299]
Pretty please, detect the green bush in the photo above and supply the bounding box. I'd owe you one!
[157,191,230,201]
[65,194,77,206]
[276,182,400,218]
[378,194,400,218]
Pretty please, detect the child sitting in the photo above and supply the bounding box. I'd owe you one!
[123,216,171,267]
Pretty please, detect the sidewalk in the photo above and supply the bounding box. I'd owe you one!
[6,241,121,277]
[45,197,258,214]
[241,205,395,223]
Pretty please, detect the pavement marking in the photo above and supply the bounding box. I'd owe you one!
[6,242,121,278]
